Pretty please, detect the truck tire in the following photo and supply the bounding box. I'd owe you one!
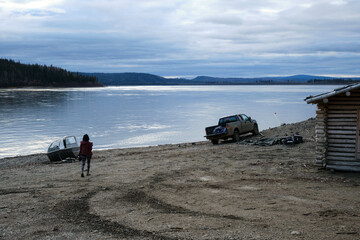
[211,139,219,145]
[233,130,240,142]
[252,124,259,135]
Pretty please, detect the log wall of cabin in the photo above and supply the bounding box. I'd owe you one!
[324,89,360,171]
[315,104,327,166]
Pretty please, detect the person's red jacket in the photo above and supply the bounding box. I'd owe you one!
[79,141,93,156]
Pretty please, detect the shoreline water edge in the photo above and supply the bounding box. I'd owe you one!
[0,118,315,165]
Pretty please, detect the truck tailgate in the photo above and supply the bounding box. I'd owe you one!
[205,132,228,140]
[205,125,218,135]
[205,125,228,139]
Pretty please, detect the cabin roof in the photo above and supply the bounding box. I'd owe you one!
[305,83,360,104]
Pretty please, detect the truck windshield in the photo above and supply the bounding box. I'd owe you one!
[219,116,238,125]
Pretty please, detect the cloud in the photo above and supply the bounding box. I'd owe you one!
[0,0,359,77]
[0,0,65,13]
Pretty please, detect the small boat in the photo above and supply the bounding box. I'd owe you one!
[47,136,80,161]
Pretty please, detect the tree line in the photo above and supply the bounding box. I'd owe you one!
[307,79,360,85]
[0,59,102,88]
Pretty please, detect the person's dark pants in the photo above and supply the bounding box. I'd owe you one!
[80,155,91,174]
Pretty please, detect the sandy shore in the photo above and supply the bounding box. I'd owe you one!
[1,118,360,239]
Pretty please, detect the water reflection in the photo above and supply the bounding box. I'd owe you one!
[0,85,335,158]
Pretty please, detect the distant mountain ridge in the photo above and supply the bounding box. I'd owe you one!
[81,72,201,85]
[1,58,359,88]
[84,72,360,86]
[192,75,338,83]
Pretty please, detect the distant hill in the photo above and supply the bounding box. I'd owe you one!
[82,72,202,85]
[84,72,360,86]
[192,75,359,84]
[2,58,358,87]
[0,59,102,88]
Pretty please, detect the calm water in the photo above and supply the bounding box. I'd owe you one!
[0,85,335,158]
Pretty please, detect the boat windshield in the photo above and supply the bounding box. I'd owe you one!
[49,140,61,151]
[65,136,77,145]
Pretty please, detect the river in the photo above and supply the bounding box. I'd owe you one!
[0,85,335,158]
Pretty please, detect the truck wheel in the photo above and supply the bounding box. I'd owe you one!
[211,139,219,145]
[233,130,240,142]
[252,124,259,135]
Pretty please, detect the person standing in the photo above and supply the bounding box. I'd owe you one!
[79,134,93,177]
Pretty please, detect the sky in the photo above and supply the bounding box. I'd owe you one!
[0,0,359,78]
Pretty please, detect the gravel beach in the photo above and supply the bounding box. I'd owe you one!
[1,118,360,239]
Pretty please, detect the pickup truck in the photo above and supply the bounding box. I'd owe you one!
[205,114,259,144]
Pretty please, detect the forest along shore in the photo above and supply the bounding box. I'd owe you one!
[1,118,360,240]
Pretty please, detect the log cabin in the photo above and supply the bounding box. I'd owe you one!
[305,83,360,171]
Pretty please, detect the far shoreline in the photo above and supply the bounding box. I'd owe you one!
[0,82,355,89]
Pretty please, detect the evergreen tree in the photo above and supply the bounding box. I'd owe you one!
[0,59,102,88]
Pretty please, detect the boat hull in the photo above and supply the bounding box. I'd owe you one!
[47,147,79,161]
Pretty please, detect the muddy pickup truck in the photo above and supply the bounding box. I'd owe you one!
[205,114,259,144]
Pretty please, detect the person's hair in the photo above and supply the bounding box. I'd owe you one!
[83,134,90,142]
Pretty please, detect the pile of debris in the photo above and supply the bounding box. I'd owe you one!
[238,135,303,146]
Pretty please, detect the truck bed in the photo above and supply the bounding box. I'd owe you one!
[205,125,228,140]
[205,125,218,136]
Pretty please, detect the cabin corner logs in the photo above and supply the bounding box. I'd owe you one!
[313,87,360,171]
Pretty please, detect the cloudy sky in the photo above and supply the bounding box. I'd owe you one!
[0,0,359,78]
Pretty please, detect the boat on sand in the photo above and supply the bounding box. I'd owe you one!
[47,136,79,161]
